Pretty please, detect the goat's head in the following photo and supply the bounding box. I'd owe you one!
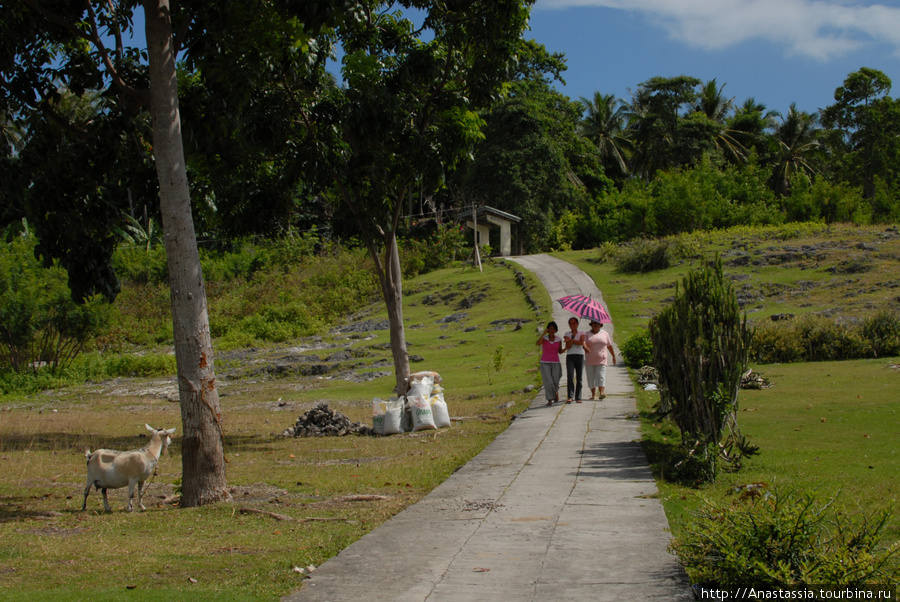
[145,424,176,449]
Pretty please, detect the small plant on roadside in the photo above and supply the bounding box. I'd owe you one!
[671,487,900,588]
[487,344,508,385]
[621,329,653,368]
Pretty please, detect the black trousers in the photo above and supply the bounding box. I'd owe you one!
[566,354,584,401]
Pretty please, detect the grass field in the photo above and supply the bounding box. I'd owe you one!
[0,259,548,600]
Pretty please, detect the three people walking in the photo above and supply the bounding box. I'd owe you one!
[538,318,616,404]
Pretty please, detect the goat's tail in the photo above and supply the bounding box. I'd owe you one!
[84,449,92,464]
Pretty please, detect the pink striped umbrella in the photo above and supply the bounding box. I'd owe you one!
[556,294,612,324]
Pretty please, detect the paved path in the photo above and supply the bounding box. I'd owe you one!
[285,254,691,601]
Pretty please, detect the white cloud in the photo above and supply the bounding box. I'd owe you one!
[535,0,900,61]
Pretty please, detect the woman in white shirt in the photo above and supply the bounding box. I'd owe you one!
[563,317,586,403]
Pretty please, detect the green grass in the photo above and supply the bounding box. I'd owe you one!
[0,258,544,600]
[636,359,900,545]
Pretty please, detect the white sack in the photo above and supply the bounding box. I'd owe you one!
[408,394,436,431]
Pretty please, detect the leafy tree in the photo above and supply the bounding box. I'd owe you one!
[626,75,715,180]
[461,42,610,253]
[768,103,821,197]
[821,67,900,203]
[289,1,533,393]
[578,92,631,180]
[0,0,349,507]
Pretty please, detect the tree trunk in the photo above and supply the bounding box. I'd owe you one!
[365,231,410,395]
[144,0,230,507]
[383,233,410,395]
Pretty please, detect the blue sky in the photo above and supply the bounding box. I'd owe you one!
[527,0,900,115]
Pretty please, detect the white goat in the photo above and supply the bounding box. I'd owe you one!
[82,424,176,512]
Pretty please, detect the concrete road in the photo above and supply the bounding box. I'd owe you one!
[284,254,691,601]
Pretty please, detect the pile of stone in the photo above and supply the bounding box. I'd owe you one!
[282,403,374,437]
[740,369,771,390]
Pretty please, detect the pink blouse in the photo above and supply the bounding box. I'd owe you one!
[540,336,564,363]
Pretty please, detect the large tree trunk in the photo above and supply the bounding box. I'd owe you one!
[144,0,230,507]
[384,233,410,394]
[365,232,410,395]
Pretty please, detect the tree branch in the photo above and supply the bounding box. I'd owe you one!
[83,0,139,99]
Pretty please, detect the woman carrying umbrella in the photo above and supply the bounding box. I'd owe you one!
[584,320,616,400]
[536,321,564,405]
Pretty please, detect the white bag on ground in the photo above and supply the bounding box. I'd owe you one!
[408,394,436,431]
[408,371,442,385]
[382,398,404,435]
[430,384,451,428]
[372,398,388,435]
[407,374,434,398]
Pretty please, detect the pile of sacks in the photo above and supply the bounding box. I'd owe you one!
[372,371,451,435]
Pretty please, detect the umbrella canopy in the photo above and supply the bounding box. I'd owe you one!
[557,294,612,324]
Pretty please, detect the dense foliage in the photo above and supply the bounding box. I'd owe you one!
[671,488,900,588]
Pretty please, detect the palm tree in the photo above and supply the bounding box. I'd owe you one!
[768,103,821,196]
[693,78,733,122]
[691,79,749,165]
[728,97,778,153]
[578,92,632,179]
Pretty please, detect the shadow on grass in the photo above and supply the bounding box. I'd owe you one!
[0,432,282,454]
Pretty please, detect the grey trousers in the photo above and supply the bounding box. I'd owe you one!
[540,362,562,401]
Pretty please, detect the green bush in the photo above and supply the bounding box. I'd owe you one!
[750,314,887,364]
[650,258,754,482]
[400,222,468,278]
[615,238,672,273]
[1,235,110,373]
[671,488,900,588]
[861,310,900,357]
[750,320,806,363]
[113,245,169,285]
[621,329,653,368]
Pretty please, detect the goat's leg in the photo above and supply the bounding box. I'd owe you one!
[101,488,112,512]
[136,480,146,511]
[81,481,92,511]
[126,481,135,512]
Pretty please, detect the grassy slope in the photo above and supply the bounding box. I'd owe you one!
[0,260,548,600]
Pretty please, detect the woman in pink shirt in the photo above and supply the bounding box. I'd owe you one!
[583,320,616,400]
[536,321,564,406]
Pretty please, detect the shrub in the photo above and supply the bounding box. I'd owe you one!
[621,329,653,368]
[750,315,883,364]
[615,238,672,273]
[861,310,900,357]
[0,235,110,373]
[671,488,900,588]
[750,320,806,363]
[649,258,754,481]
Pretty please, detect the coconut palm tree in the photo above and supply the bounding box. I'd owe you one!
[577,92,632,179]
[693,78,733,122]
[768,103,821,196]
[690,79,750,165]
[728,97,778,153]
